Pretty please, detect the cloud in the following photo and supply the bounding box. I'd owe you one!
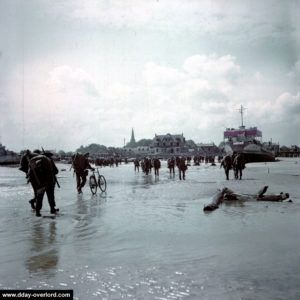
[142,62,186,86]
[288,59,300,86]
[2,47,299,150]
[61,0,296,41]
[19,54,241,149]
[275,92,300,116]
[183,54,241,80]
[142,54,241,109]
[47,65,99,97]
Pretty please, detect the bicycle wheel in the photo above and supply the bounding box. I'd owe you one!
[89,175,97,194]
[98,175,107,192]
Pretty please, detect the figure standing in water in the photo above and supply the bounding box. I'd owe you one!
[72,152,94,194]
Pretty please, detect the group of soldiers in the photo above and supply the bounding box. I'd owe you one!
[133,153,245,181]
[94,157,122,168]
[193,155,222,165]
[134,157,162,176]
[133,156,188,180]
[19,148,245,217]
[19,150,95,217]
[220,152,246,180]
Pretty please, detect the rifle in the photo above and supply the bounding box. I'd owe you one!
[55,176,60,188]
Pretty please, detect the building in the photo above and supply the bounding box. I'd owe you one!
[150,133,187,156]
[123,146,151,157]
[197,142,220,156]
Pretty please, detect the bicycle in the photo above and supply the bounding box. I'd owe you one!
[89,168,107,194]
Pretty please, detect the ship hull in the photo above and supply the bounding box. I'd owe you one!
[242,152,275,163]
[224,143,275,163]
[0,155,20,165]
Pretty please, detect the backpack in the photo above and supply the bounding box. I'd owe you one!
[28,155,57,188]
[72,153,87,172]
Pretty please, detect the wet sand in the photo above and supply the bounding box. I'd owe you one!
[0,158,299,299]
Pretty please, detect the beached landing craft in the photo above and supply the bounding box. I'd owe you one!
[221,105,278,163]
[0,143,20,165]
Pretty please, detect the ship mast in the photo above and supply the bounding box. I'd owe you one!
[238,105,247,127]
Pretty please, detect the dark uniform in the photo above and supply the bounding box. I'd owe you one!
[19,150,41,210]
[73,152,94,194]
[153,158,161,176]
[28,153,59,217]
[134,158,140,172]
[178,157,187,180]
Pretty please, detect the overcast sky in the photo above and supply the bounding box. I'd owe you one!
[0,0,299,152]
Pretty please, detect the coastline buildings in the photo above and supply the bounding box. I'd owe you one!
[197,142,220,156]
[150,133,187,155]
[124,132,188,157]
[122,128,300,159]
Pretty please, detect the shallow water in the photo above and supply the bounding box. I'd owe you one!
[0,158,300,299]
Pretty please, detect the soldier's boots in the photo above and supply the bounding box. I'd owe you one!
[50,207,59,214]
[29,199,36,210]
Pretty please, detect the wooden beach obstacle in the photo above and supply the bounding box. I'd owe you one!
[203,188,229,211]
[204,186,291,212]
[224,186,291,202]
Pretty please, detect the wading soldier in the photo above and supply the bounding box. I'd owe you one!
[178,156,187,180]
[134,158,140,172]
[72,152,94,194]
[153,158,161,176]
[26,151,59,217]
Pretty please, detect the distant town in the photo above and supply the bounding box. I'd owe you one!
[0,128,300,165]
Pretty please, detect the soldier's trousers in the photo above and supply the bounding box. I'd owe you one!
[76,172,87,191]
[179,170,185,180]
[36,184,56,212]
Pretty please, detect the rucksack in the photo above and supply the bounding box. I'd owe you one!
[72,153,87,172]
[28,155,57,188]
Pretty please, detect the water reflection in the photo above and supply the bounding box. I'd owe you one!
[25,221,58,277]
[76,194,88,215]
[73,194,100,249]
[169,173,176,180]
[176,203,186,212]
[142,175,153,188]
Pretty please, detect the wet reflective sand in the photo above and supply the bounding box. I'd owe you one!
[0,158,299,299]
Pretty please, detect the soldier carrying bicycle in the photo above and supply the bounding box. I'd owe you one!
[72,152,95,194]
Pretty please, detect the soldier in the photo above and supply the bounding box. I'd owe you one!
[72,152,94,194]
[26,151,60,217]
[178,156,187,180]
[153,158,161,176]
[19,150,39,209]
[220,155,232,180]
[167,156,175,174]
[134,158,140,172]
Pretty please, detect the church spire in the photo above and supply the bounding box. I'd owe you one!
[130,128,136,144]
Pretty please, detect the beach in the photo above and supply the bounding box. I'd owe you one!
[0,158,299,300]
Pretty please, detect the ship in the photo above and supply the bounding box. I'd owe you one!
[0,143,20,165]
[222,106,277,163]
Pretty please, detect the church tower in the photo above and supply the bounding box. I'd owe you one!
[130,128,136,144]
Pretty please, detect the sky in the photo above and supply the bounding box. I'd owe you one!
[0,0,299,152]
